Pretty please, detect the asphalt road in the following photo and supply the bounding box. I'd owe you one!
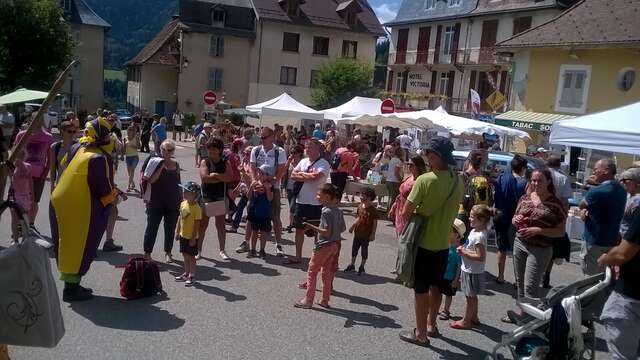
[1,139,609,360]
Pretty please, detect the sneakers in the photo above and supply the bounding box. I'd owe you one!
[344,264,355,272]
[235,241,249,253]
[358,265,365,276]
[175,273,188,282]
[275,244,285,257]
[219,250,230,260]
[247,249,258,258]
[185,277,195,287]
[195,254,201,261]
[62,283,93,302]
[102,240,123,252]
[165,254,174,263]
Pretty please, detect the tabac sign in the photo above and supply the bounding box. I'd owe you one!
[494,119,552,132]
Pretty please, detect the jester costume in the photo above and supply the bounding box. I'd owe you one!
[50,118,119,301]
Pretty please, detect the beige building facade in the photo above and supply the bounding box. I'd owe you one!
[127,0,383,117]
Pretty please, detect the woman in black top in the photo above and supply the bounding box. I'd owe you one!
[199,137,233,260]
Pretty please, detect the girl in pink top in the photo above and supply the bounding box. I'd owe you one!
[10,149,36,241]
[389,155,428,236]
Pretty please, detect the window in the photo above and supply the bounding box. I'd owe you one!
[442,25,455,56]
[310,70,319,88]
[209,36,224,57]
[424,0,436,10]
[208,68,223,90]
[395,72,404,92]
[555,64,591,114]
[282,32,300,52]
[342,40,357,58]
[280,66,297,85]
[449,0,460,6]
[313,37,329,55]
[211,9,225,27]
[618,67,636,92]
[438,72,450,95]
[512,16,532,35]
[287,0,300,17]
[346,11,357,26]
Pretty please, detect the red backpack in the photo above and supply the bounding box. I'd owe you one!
[119,257,163,300]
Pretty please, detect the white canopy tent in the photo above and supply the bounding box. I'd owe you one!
[245,93,324,128]
[550,102,640,155]
[322,96,382,123]
[343,110,530,139]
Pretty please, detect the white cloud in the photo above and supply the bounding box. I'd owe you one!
[373,3,398,25]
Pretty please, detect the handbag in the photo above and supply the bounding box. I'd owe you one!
[291,158,320,197]
[204,200,226,217]
[395,172,460,288]
[0,201,65,347]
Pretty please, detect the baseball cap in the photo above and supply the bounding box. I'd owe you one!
[424,136,456,165]
[179,181,201,194]
[258,164,272,175]
[452,218,466,239]
[620,167,640,183]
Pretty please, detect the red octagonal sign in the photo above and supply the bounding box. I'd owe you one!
[203,90,217,105]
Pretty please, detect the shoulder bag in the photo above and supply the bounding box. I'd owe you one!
[395,172,460,289]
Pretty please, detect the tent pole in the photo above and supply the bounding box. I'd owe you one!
[0,60,77,201]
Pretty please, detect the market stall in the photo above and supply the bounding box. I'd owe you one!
[322,96,382,125]
[245,93,324,128]
[495,111,575,153]
[0,88,49,104]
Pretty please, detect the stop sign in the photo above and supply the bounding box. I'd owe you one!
[203,90,217,105]
[380,98,395,114]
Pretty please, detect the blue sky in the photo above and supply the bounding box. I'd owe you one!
[369,0,402,24]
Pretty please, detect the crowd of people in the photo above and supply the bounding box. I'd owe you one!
[2,107,640,359]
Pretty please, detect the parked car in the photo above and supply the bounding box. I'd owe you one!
[115,109,132,128]
[452,150,544,179]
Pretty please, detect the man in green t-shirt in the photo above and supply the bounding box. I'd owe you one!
[399,136,463,347]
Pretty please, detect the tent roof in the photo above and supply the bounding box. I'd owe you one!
[550,102,640,155]
[0,88,49,105]
[322,96,382,121]
[246,93,324,123]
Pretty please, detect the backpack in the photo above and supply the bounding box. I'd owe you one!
[462,173,492,213]
[119,257,163,300]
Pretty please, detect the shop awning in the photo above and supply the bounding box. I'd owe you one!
[0,88,50,105]
[495,111,575,132]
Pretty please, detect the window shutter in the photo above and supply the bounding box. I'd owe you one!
[447,71,455,97]
[215,69,223,90]
[387,70,394,91]
[209,36,215,56]
[469,70,477,90]
[434,25,442,64]
[219,37,224,57]
[416,27,431,63]
[513,17,532,36]
[451,23,461,64]
[430,71,438,93]
[401,70,409,93]
[208,68,215,89]
[499,71,507,94]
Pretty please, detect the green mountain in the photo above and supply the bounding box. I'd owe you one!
[84,0,177,69]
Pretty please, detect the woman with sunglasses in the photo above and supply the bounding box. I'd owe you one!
[49,120,78,192]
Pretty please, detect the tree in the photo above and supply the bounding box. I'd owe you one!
[0,0,73,93]
[311,58,375,109]
[375,38,390,66]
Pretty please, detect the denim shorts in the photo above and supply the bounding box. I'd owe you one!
[125,155,139,168]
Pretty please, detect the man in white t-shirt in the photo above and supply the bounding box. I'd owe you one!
[396,130,412,161]
[172,110,184,141]
[240,127,287,255]
[286,138,331,264]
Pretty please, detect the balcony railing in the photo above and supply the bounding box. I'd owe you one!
[389,47,511,66]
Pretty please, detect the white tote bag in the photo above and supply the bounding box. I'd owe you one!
[0,201,65,347]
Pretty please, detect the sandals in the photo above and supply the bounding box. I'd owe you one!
[426,326,440,338]
[316,301,331,309]
[438,310,451,320]
[294,301,312,309]
[399,328,430,347]
[450,320,472,330]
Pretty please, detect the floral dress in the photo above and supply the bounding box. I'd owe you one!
[393,176,416,236]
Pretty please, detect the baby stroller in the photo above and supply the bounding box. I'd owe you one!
[488,267,613,360]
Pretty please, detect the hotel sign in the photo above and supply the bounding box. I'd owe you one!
[406,71,431,92]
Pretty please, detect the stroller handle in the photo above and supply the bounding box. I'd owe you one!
[518,267,612,321]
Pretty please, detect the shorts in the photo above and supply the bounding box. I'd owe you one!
[413,247,448,294]
[461,271,485,297]
[179,237,198,256]
[495,220,516,252]
[293,203,323,229]
[439,279,458,297]
[125,155,139,168]
[271,188,282,221]
[174,125,183,131]
[247,215,272,232]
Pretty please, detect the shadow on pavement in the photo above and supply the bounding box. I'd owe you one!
[93,251,141,267]
[70,294,185,331]
[332,290,399,312]
[192,282,247,302]
[334,270,396,286]
[166,259,231,281]
[484,272,517,299]
[432,334,491,359]
[313,306,402,329]
[203,257,281,277]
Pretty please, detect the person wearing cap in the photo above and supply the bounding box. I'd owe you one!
[579,159,627,275]
[50,117,121,301]
[195,122,213,167]
[174,181,203,286]
[398,136,463,347]
[597,167,640,360]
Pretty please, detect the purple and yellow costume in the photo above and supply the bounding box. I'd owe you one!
[50,118,117,283]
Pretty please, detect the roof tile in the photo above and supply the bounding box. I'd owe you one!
[127,19,180,66]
